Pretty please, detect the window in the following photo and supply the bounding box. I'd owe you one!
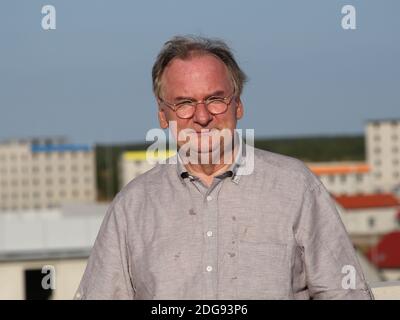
[375,172,382,179]
[394,172,400,179]
[72,190,79,197]
[328,175,335,184]
[340,175,347,183]
[368,217,375,228]
[374,147,381,154]
[355,173,363,182]
[374,135,380,142]
[393,146,399,154]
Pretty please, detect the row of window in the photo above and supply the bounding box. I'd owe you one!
[374,171,400,179]
[322,173,364,184]
[374,158,400,166]
[0,151,92,162]
[371,121,400,129]
[373,134,399,142]
[0,177,93,187]
[0,189,93,200]
[373,146,400,154]
[0,164,93,174]
[1,203,61,211]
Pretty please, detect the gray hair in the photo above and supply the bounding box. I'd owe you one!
[152,35,247,99]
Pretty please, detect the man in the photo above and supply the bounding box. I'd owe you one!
[75,36,373,299]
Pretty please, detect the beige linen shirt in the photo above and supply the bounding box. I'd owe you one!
[75,144,373,300]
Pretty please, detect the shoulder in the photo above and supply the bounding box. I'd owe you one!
[251,147,322,192]
[110,161,176,211]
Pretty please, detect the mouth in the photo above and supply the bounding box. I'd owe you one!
[195,129,218,136]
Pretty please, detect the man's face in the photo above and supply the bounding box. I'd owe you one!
[157,54,243,157]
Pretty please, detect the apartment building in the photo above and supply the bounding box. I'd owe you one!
[119,150,176,188]
[308,161,372,195]
[366,119,400,193]
[0,138,96,212]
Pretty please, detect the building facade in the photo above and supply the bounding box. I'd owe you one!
[0,138,97,212]
[119,150,175,188]
[308,161,372,195]
[0,203,107,299]
[366,119,400,193]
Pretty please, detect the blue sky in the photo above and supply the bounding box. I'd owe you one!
[0,0,399,144]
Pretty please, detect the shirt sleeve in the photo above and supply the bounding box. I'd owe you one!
[295,182,374,300]
[74,199,135,300]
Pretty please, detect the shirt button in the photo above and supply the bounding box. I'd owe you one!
[206,266,213,272]
[206,196,213,201]
[206,231,213,237]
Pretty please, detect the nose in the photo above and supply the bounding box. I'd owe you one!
[193,102,213,126]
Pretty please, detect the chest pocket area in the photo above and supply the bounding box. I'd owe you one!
[237,225,289,299]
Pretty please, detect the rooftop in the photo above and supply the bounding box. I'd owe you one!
[0,203,108,262]
[334,194,400,210]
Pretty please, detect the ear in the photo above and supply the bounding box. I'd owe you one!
[235,98,244,120]
[158,108,169,129]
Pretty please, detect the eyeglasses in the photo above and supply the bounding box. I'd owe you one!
[158,90,236,119]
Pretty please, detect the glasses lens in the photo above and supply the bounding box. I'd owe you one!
[176,104,195,119]
[207,101,228,114]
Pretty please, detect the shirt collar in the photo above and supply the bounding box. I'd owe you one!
[176,136,247,184]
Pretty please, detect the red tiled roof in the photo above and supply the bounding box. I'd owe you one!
[334,194,400,210]
[366,231,400,268]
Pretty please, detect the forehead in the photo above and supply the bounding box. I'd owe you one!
[161,54,232,97]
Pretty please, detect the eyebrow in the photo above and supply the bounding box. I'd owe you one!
[173,90,227,102]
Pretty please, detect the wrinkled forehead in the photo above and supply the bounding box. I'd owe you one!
[160,53,233,98]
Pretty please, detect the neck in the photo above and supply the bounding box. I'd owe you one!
[182,145,238,187]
